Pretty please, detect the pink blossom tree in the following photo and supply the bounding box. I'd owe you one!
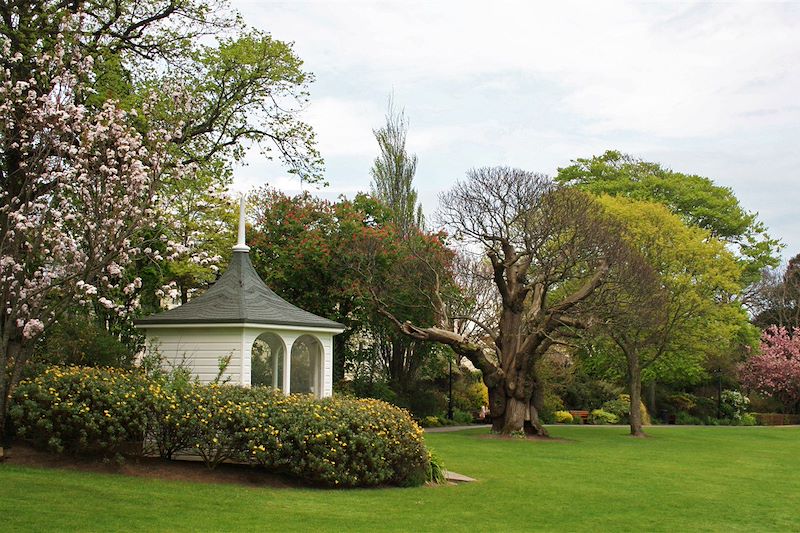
[740,326,800,412]
[0,34,171,451]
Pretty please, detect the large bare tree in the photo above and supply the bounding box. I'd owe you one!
[364,167,642,435]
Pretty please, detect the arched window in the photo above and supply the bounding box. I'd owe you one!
[252,332,285,390]
[291,335,323,396]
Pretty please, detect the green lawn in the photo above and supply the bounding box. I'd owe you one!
[2,426,798,532]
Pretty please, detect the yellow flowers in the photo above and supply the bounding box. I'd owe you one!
[14,365,430,488]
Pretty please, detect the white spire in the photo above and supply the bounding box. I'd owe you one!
[232,194,250,252]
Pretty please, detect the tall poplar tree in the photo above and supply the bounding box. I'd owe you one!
[370,98,424,235]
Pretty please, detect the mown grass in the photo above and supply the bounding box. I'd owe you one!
[2,426,798,532]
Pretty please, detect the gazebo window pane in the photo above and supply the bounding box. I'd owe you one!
[291,335,322,397]
[252,332,285,390]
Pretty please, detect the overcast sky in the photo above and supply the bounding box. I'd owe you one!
[230,1,799,261]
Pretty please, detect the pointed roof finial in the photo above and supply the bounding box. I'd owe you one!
[233,194,250,253]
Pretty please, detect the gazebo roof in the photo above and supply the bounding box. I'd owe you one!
[135,197,344,331]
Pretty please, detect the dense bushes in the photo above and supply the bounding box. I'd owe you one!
[10,367,149,455]
[589,409,619,425]
[554,410,573,424]
[11,366,430,487]
[247,394,428,487]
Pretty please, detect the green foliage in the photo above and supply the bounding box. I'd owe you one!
[370,97,424,235]
[554,410,574,424]
[559,358,622,410]
[451,370,489,413]
[32,314,134,368]
[420,416,442,428]
[426,450,447,485]
[664,392,698,413]
[592,196,756,389]
[400,386,447,419]
[589,409,620,425]
[337,378,400,406]
[11,366,429,487]
[556,150,781,284]
[540,393,565,424]
[452,410,474,425]
[602,395,651,425]
[720,390,751,422]
[10,367,150,455]
[675,412,705,425]
[739,413,757,426]
[247,395,428,487]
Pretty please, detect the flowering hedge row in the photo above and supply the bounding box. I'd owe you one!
[11,366,430,487]
[10,366,149,454]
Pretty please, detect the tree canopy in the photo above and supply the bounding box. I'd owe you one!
[556,150,782,286]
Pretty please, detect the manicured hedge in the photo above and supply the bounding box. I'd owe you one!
[11,366,430,487]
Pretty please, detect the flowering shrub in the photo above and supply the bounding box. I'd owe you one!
[554,410,573,424]
[589,409,619,425]
[12,366,429,487]
[740,326,800,412]
[720,390,751,422]
[247,394,429,487]
[10,367,150,455]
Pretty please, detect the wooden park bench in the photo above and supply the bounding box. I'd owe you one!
[569,410,590,423]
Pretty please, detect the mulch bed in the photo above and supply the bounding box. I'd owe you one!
[2,440,299,488]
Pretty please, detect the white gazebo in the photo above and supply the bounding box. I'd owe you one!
[134,199,345,397]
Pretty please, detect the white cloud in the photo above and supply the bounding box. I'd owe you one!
[239,1,800,138]
[304,97,383,157]
[229,0,800,257]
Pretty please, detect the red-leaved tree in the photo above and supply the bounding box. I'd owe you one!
[740,326,800,412]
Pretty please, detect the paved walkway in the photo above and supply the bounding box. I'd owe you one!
[424,423,800,433]
[424,424,490,433]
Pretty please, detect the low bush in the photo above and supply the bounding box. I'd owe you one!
[589,409,619,425]
[452,409,474,425]
[247,395,428,487]
[540,393,565,424]
[12,366,430,487]
[739,413,757,426]
[10,366,150,456]
[554,410,573,424]
[675,411,705,425]
[720,390,751,422]
[602,395,651,425]
[421,415,442,428]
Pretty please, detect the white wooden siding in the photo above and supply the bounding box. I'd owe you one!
[144,327,245,385]
[144,325,335,397]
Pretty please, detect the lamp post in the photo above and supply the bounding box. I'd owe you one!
[447,357,454,420]
[714,368,722,419]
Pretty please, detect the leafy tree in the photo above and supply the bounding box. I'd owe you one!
[591,196,755,435]
[740,326,800,413]
[247,188,449,394]
[556,150,781,287]
[370,98,423,235]
[361,168,644,435]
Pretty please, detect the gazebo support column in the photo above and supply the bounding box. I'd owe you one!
[281,332,298,396]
